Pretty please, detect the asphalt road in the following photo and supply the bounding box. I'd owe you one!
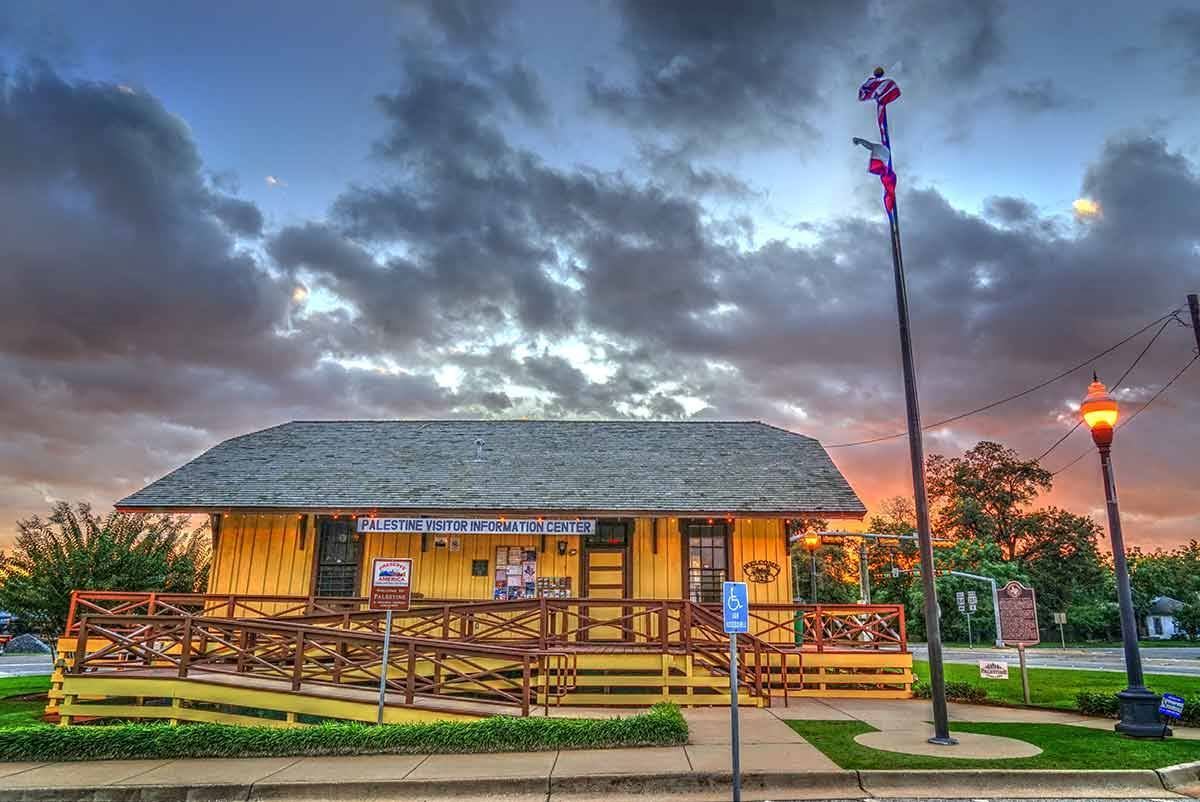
[0,654,53,676]
[911,643,1200,676]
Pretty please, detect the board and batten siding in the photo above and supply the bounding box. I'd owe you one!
[206,514,794,616]
[207,513,313,605]
[356,533,583,600]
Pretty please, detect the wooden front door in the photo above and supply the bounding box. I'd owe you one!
[581,522,631,641]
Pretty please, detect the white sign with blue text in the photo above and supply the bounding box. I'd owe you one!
[1159,693,1185,720]
[357,517,596,535]
[723,581,749,634]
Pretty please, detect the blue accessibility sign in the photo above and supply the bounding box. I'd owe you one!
[723,581,749,634]
[1159,693,1185,720]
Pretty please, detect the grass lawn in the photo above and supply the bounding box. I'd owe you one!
[939,640,1198,649]
[788,720,1200,770]
[913,660,1200,710]
[0,675,51,728]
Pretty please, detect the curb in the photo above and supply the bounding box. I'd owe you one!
[1158,759,1200,792]
[858,768,1171,798]
[0,767,1189,801]
[550,770,863,800]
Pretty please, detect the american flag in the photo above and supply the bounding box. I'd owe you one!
[857,69,901,216]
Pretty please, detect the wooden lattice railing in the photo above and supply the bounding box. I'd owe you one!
[70,614,574,716]
[65,592,907,653]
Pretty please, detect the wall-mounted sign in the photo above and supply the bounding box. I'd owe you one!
[369,557,412,611]
[979,660,1010,680]
[997,580,1040,646]
[357,517,596,535]
[742,560,780,584]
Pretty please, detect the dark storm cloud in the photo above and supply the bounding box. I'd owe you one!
[0,65,284,365]
[983,196,1037,224]
[588,0,863,143]
[1161,8,1200,81]
[590,0,1007,146]
[637,139,757,199]
[1001,79,1089,114]
[0,65,489,526]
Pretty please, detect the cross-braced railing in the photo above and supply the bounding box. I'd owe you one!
[71,614,574,716]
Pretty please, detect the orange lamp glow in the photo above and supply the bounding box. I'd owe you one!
[803,533,821,550]
[1080,374,1118,431]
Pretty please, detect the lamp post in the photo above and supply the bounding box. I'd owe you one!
[1081,374,1170,738]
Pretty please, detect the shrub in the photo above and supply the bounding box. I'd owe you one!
[0,703,688,762]
[1076,690,1120,719]
[1076,691,1200,727]
[912,680,987,704]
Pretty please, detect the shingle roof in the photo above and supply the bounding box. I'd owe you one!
[117,420,866,517]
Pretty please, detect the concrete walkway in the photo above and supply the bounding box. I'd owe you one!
[0,701,1195,800]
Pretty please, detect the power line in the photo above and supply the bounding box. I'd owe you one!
[1050,354,1199,476]
[1035,315,1175,462]
[826,308,1182,448]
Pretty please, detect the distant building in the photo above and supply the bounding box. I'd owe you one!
[1145,596,1184,639]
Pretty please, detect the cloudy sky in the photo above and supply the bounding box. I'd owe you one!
[1,0,1198,549]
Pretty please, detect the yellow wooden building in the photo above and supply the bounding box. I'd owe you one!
[118,420,869,612]
[52,420,912,726]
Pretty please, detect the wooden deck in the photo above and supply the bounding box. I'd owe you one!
[51,592,912,725]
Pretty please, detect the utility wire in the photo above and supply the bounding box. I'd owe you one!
[826,308,1182,448]
[1034,315,1175,462]
[1050,353,1199,476]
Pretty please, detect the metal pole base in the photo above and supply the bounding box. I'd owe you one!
[927,735,959,746]
[1115,688,1172,738]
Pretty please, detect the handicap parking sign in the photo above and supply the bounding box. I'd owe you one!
[723,581,749,634]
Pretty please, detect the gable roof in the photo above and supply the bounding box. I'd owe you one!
[117,420,866,517]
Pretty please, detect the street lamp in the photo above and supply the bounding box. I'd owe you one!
[1081,374,1171,738]
[803,534,820,603]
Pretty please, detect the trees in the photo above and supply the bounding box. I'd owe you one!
[0,502,210,637]
[926,441,1052,561]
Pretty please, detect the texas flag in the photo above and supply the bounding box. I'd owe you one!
[853,137,896,213]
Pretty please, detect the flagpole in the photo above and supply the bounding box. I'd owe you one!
[860,67,955,746]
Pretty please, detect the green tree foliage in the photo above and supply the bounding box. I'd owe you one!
[0,502,210,637]
[926,441,1052,561]
[1128,541,1200,619]
[1175,600,1200,640]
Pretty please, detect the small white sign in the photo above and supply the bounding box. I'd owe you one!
[979,660,1010,680]
[956,591,966,612]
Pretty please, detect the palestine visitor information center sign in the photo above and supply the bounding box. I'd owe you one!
[357,517,597,535]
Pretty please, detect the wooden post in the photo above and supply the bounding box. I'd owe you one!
[539,596,548,649]
[660,603,669,648]
[72,618,89,674]
[178,616,193,678]
[148,592,157,618]
[291,630,305,691]
[1018,644,1031,705]
[405,643,416,704]
[65,592,79,636]
[522,656,531,717]
[814,606,825,653]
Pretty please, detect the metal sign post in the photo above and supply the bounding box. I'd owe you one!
[369,557,413,725]
[377,608,393,725]
[1052,612,1067,649]
[723,581,749,802]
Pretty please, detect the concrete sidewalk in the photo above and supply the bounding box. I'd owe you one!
[0,702,1195,800]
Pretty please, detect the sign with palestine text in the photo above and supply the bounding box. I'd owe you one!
[997,580,1040,645]
[979,660,1010,680]
[369,557,413,611]
[358,517,596,535]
